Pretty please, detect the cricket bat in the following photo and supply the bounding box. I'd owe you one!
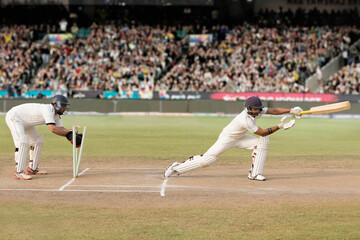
[300,101,351,115]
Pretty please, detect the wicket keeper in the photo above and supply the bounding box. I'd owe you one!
[164,96,302,181]
[5,95,83,180]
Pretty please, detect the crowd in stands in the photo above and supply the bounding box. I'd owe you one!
[256,7,360,28]
[1,5,360,98]
[162,25,356,93]
[31,23,183,98]
[0,25,44,98]
[325,62,360,95]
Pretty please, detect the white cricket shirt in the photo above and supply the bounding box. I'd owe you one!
[7,103,63,127]
[220,107,268,139]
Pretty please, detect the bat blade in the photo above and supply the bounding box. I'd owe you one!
[300,101,351,115]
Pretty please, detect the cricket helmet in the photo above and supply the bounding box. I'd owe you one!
[245,96,263,109]
[245,96,263,118]
[51,95,70,115]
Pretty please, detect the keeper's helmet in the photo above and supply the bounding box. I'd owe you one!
[245,96,263,118]
[51,95,70,115]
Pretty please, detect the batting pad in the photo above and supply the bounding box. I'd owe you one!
[250,136,269,177]
[173,155,218,175]
[29,135,44,170]
[16,136,29,173]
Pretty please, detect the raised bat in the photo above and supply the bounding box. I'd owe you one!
[300,101,351,115]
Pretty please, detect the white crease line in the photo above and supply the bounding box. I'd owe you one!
[32,167,164,171]
[92,168,164,170]
[0,189,59,191]
[58,168,90,191]
[62,189,158,193]
[160,178,169,197]
[89,169,164,172]
[1,187,360,194]
[78,168,90,176]
[0,189,159,193]
[40,166,73,169]
[70,185,161,188]
[59,178,76,191]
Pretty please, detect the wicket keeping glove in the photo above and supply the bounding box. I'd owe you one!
[66,130,83,148]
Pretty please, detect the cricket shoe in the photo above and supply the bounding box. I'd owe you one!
[14,171,32,180]
[164,162,179,178]
[26,167,47,175]
[248,171,266,181]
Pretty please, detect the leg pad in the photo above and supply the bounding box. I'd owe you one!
[250,136,269,178]
[29,135,44,170]
[15,136,29,173]
[173,155,218,175]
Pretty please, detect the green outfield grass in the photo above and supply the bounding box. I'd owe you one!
[1,115,359,164]
[0,115,360,239]
[1,202,360,240]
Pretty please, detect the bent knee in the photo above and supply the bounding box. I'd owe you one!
[257,136,269,150]
[201,155,218,167]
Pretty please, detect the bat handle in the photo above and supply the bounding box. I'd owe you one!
[299,110,311,115]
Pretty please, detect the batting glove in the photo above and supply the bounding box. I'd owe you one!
[290,106,303,119]
[278,116,296,130]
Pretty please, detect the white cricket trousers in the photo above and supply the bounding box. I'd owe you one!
[5,110,41,149]
[204,134,258,157]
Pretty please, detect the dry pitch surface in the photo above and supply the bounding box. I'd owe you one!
[1,160,359,208]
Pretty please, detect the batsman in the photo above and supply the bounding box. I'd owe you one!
[164,96,302,181]
[5,95,83,180]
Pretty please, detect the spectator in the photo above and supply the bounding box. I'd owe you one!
[59,18,68,33]
[316,66,324,94]
[325,62,360,95]
[7,80,15,98]
[70,23,79,38]
[1,7,360,98]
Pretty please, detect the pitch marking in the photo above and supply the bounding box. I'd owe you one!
[58,168,90,191]
[70,184,161,188]
[0,189,159,193]
[78,168,90,176]
[160,178,169,197]
[59,178,75,191]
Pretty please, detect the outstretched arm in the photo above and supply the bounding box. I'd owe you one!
[266,108,290,115]
[267,107,303,118]
[48,124,83,148]
[47,124,69,136]
[254,116,296,137]
[254,126,280,137]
